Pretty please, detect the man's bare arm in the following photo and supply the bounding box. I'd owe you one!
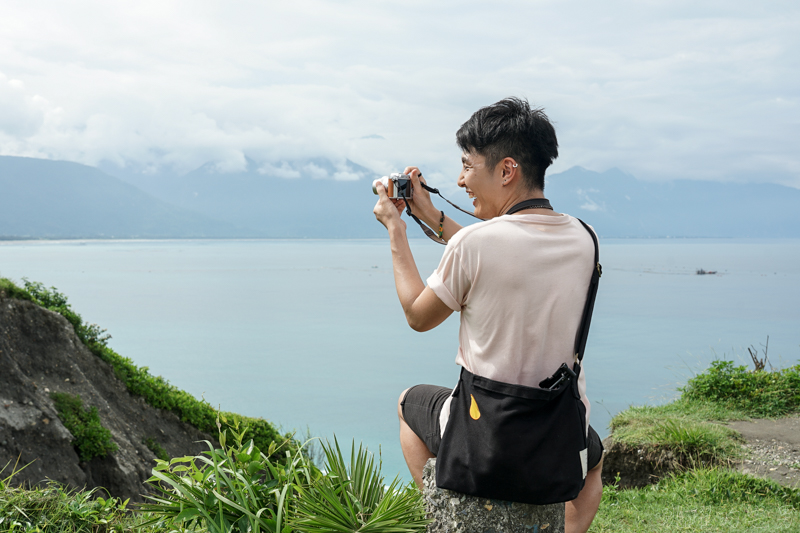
[374,180,454,331]
[386,224,454,331]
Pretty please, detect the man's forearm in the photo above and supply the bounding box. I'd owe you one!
[387,223,426,316]
[417,207,463,243]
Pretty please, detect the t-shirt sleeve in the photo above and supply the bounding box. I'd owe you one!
[426,239,471,312]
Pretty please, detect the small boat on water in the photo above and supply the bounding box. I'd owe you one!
[696,269,717,275]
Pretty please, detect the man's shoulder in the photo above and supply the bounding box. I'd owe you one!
[447,217,509,247]
[453,214,589,241]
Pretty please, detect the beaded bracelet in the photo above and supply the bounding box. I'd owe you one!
[437,210,445,239]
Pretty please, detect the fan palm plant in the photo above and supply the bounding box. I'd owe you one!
[292,438,428,533]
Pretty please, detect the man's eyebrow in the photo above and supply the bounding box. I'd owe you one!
[461,155,470,164]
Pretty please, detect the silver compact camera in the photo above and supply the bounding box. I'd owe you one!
[372,173,412,200]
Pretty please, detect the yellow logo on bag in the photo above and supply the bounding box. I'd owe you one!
[469,394,481,420]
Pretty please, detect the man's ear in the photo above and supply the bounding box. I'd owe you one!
[500,157,520,185]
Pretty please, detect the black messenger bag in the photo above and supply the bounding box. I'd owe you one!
[435,218,601,505]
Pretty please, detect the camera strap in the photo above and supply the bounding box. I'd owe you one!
[403,200,447,244]
[403,181,485,245]
[419,183,485,220]
[406,185,555,245]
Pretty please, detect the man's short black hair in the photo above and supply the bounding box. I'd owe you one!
[456,97,558,191]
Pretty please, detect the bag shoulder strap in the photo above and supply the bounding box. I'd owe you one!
[574,219,601,363]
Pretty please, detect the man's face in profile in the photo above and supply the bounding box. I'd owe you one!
[458,151,499,219]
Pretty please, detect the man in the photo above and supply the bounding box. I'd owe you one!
[373,97,603,533]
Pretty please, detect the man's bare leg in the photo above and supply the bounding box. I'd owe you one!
[398,388,435,489]
[565,457,604,533]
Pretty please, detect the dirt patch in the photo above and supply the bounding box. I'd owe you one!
[726,416,800,488]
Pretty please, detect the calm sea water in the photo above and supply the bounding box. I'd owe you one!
[2,238,799,481]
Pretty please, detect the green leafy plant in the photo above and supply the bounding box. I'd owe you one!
[139,418,427,533]
[51,392,118,462]
[1,277,298,462]
[293,439,428,533]
[682,360,800,417]
[139,415,317,533]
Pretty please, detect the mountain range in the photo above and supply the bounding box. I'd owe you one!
[1,155,798,239]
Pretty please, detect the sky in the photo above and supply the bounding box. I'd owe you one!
[1,0,798,188]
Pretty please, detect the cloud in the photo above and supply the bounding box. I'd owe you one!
[303,162,329,180]
[333,170,361,181]
[259,161,301,179]
[0,1,797,187]
[0,74,48,138]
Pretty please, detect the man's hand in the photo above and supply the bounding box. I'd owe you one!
[373,181,407,231]
[402,167,439,227]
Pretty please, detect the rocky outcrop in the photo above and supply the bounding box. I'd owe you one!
[422,459,565,533]
[0,293,215,501]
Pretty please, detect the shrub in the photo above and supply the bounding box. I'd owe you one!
[682,360,800,417]
[51,392,118,462]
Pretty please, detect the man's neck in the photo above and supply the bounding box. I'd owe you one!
[503,189,560,216]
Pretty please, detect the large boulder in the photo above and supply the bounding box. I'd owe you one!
[422,459,565,533]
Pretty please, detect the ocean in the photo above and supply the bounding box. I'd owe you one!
[2,238,799,481]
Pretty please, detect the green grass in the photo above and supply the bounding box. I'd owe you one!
[0,463,155,532]
[0,277,299,463]
[609,400,745,466]
[591,468,800,532]
[51,392,118,462]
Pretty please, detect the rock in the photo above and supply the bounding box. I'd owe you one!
[422,459,565,533]
[0,293,216,501]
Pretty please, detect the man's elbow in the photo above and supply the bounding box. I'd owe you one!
[406,313,434,332]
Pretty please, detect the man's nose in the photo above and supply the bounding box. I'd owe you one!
[457,172,466,187]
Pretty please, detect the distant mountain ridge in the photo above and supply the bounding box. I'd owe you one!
[0,156,245,239]
[2,155,799,239]
[165,157,383,238]
[546,167,800,238]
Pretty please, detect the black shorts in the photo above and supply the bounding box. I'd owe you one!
[400,384,604,472]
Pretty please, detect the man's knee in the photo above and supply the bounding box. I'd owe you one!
[398,388,411,421]
[589,454,604,474]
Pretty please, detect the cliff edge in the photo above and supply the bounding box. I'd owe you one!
[0,293,214,501]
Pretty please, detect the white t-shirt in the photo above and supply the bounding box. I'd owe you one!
[426,212,595,436]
